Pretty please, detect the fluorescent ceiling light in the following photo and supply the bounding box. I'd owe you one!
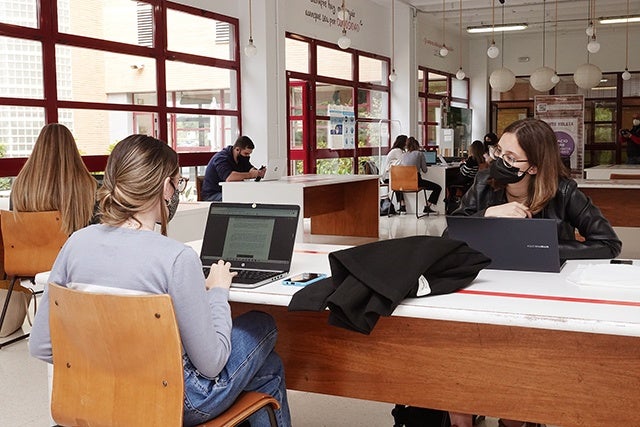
[467,24,528,34]
[599,16,640,24]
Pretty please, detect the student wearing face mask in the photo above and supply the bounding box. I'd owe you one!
[201,135,266,201]
[29,135,292,427]
[619,113,640,164]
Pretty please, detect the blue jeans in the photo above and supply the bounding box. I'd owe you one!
[182,311,291,427]
[205,192,223,202]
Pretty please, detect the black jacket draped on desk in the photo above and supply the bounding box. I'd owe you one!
[288,236,491,334]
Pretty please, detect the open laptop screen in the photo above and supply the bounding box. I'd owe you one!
[423,151,437,165]
[200,203,299,271]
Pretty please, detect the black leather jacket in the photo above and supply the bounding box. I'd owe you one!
[452,170,622,260]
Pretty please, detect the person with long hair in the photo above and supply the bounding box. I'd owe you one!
[445,140,486,213]
[397,137,442,214]
[449,119,621,427]
[29,135,291,427]
[383,135,408,212]
[10,123,96,235]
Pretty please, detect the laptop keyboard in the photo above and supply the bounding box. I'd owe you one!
[202,267,278,284]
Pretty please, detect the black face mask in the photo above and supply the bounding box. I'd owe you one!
[489,158,528,185]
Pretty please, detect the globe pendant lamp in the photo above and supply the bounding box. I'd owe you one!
[622,0,631,81]
[244,0,257,57]
[455,0,465,80]
[574,63,602,89]
[550,0,560,85]
[389,0,397,82]
[440,0,448,57]
[529,0,556,91]
[337,0,351,49]
[490,67,516,92]
[487,0,499,59]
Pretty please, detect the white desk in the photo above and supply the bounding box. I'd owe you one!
[165,201,210,243]
[221,174,379,241]
[397,164,460,215]
[584,164,640,179]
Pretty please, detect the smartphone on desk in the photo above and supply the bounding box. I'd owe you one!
[282,272,328,286]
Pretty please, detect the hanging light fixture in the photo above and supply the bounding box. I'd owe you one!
[489,1,516,92]
[530,0,556,91]
[244,0,257,57]
[389,0,397,82]
[337,0,351,49]
[622,0,631,80]
[455,0,465,80]
[440,0,449,57]
[487,0,499,59]
[551,0,560,84]
[586,0,600,53]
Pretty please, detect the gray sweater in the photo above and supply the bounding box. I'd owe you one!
[29,224,232,379]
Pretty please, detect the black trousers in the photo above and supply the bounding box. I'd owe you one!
[388,176,441,206]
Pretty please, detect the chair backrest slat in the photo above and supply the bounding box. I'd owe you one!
[49,283,185,427]
[390,165,419,192]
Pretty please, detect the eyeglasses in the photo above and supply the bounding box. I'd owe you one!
[174,176,189,193]
[490,145,528,168]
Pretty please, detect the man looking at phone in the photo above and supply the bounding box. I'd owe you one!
[201,135,265,201]
[619,113,640,164]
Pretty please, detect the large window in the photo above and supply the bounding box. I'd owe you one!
[0,0,241,179]
[285,33,391,175]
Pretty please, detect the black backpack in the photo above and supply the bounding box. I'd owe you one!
[391,405,450,427]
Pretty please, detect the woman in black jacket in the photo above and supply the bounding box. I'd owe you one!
[449,118,622,426]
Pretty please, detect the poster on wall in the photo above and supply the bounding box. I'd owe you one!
[534,95,585,178]
[328,105,355,149]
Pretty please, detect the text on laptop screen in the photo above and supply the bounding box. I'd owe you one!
[201,206,298,268]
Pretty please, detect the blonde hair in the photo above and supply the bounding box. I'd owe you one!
[11,123,97,235]
[97,135,179,236]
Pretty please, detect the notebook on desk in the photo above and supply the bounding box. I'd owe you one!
[446,216,564,272]
[200,202,300,288]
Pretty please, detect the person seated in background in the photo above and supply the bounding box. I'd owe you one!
[482,132,499,163]
[382,135,407,212]
[448,118,621,427]
[446,140,486,213]
[398,137,442,214]
[10,123,96,235]
[29,135,291,427]
[201,135,265,201]
[619,113,640,164]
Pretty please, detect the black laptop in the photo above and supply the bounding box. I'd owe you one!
[446,216,563,272]
[200,202,300,288]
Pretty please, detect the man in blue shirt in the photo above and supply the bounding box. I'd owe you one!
[201,136,265,201]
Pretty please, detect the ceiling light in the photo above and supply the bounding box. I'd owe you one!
[337,0,351,49]
[244,0,257,57]
[467,24,527,34]
[599,16,640,24]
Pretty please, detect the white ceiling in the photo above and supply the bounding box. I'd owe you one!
[394,0,639,37]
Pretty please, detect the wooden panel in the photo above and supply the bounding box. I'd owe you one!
[305,179,378,238]
[232,302,640,427]
[580,188,640,227]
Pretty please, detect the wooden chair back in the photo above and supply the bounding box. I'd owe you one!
[390,165,419,192]
[0,210,68,277]
[49,283,185,426]
[196,175,205,201]
[609,173,640,180]
[48,283,281,427]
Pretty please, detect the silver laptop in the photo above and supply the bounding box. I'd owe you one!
[446,216,563,272]
[200,202,300,288]
[253,159,287,182]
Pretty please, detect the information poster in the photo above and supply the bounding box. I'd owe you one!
[534,95,585,178]
[328,105,355,149]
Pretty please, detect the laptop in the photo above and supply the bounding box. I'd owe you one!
[423,150,438,165]
[200,202,300,288]
[446,216,563,272]
[437,154,449,166]
[253,159,287,182]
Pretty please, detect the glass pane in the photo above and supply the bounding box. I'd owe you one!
[290,120,303,149]
[59,108,158,155]
[59,0,146,45]
[594,124,615,144]
[593,101,616,122]
[317,46,352,80]
[316,158,353,175]
[358,156,381,174]
[0,106,46,158]
[0,37,43,99]
[316,84,353,116]
[427,99,440,123]
[292,160,304,175]
[416,126,424,146]
[418,98,425,123]
[57,45,158,104]
[166,62,237,110]
[359,56,386,86]
[622,72,640,97]
[167,9,234,60]
[590,73,617,98]
[358,122,383,148]
[428,72,447,95]
[417,69,425,92]
[316,120,329,149]
[285,38,309,74]
[584,149,616,167]
[174,113,234,153]
[1,0,38,27]
[427,124,438,147]
[289,84,304,116]
[451,78,468,100]
[357,89,388,119]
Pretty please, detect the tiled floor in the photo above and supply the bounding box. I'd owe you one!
[4,212,632,426]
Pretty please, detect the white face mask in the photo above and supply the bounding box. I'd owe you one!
[633,119,640,126]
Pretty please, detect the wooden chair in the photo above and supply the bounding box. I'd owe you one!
[389,165,429,218]
[196,175,205,201]
[609,173,640,180]
[48,283,280,427]
[0,210,67,348]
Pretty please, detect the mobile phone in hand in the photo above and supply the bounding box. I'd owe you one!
[282,272,328,286]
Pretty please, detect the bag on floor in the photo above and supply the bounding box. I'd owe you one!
[0,280,32,338]
[380,198,396,216]
[391,405,450,427]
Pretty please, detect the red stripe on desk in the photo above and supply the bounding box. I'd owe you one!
[457,289,640,307]
[294,250,330,255]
